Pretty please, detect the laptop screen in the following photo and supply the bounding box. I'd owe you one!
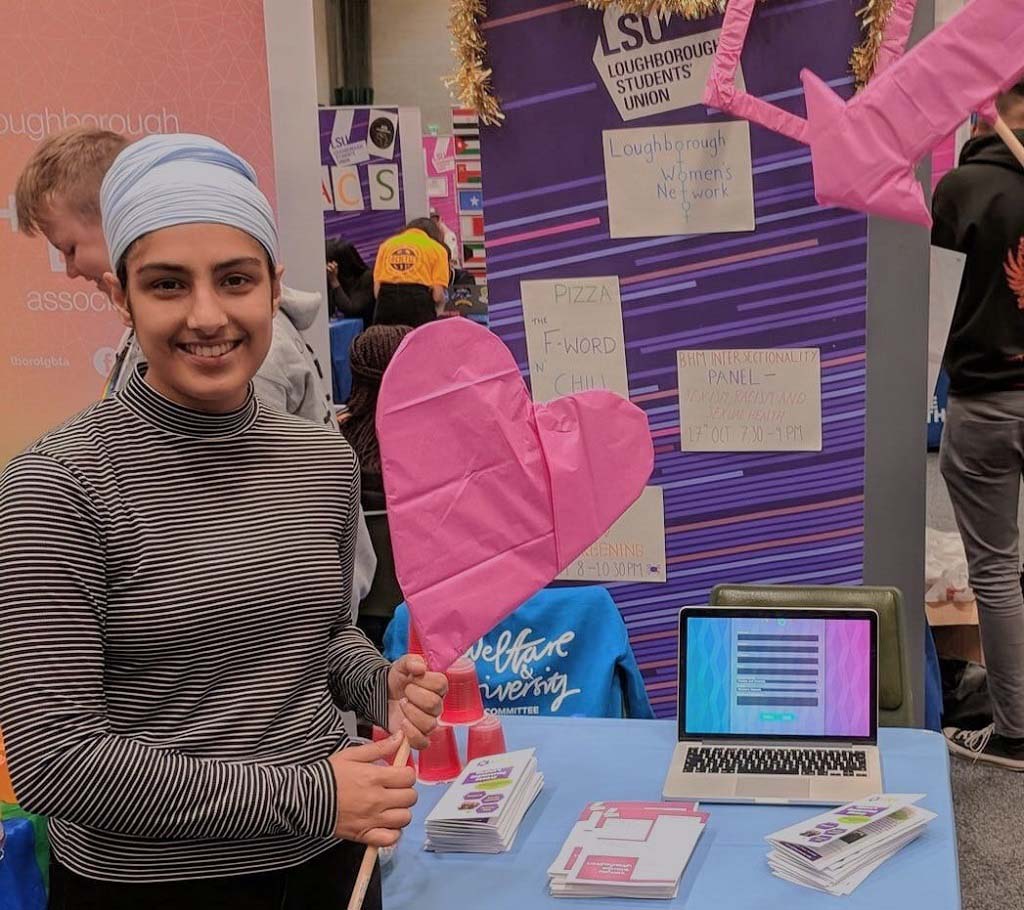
[680,609,876,742]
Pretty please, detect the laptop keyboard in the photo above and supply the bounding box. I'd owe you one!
[683,746,869,777]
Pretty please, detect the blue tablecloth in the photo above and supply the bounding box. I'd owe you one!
[329,318,363,404]
[0,819,45,910]
[383,716,959,910]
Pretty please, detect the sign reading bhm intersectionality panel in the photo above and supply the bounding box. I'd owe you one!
[678,349,822,452]
[603,121,754,238]
[521,276,629,403]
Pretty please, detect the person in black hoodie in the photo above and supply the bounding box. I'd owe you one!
[933,82,1024,770]
[326,238,376,323]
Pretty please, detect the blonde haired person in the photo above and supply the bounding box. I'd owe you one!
[16,127,377,614]
[0,133,447,909]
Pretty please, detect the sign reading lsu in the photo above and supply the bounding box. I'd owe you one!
[593,7,743,121]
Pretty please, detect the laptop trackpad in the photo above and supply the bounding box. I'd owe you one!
[735,777,811,800]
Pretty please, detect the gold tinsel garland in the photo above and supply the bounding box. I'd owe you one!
[446,0,897,125]
[574,0,729,13]
[850,0,897,88]
[446,0,505,126]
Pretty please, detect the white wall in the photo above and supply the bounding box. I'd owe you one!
[312,0,333,105]
[370,0,456,132]
[263,0,332,386]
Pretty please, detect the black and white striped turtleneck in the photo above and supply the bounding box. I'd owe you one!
[0,366,390,882]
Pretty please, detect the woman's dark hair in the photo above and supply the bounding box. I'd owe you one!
[326,238,369,285]
[405,217,445,246]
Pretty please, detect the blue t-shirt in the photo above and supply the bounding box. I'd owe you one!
[384,586,653,720]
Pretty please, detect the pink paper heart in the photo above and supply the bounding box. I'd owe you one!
[377,319,653,670]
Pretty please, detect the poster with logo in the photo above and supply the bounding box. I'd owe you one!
[0,0,277,470]
[593,10,743,122]
[320,106,429,266]
[481,0,869,716]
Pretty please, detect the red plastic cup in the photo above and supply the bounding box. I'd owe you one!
[416,724,462,783]
[372,725,415,769]
[440,657,485,726]
[466,713,506,762]
[407,620,425,657]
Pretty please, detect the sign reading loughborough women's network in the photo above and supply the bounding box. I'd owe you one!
[592,8,744,121]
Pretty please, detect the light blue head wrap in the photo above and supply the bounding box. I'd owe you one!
[100,133,279,270]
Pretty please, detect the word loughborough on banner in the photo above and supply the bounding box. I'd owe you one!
[603,121,754,238]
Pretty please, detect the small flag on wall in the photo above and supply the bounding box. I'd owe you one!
[458,189,484,213]
[461,214,485,242]
[451,105,487,281]
[454,137,481,158]
[456,161,482,187]
[452,107,480,140]
[462,241,486,268]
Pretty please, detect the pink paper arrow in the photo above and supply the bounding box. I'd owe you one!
[705,0,1024,226]
[874,0,917,77]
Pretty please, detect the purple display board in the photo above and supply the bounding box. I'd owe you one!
[320,106,412,266]
[480,1,868,716]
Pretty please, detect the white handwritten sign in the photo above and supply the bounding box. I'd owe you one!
[592,14,744,122]
[521,276,629,403]
[603,121,754,238]
[559,486,666,584]
[677,349,822,452]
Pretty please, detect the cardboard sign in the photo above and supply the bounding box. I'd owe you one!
[331,164,363,212]
[368,163,401,210]
[677,348,822,452]
[522,276,629,403]
[558,486,667,584]
[603,121,754,238]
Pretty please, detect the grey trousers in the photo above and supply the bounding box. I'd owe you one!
[940,391,1024,737]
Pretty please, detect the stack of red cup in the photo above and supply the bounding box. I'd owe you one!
[413,655,510,784]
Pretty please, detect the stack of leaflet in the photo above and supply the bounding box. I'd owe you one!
[766,794,937,895]
[424,749,543,853]
[547,801,708,899]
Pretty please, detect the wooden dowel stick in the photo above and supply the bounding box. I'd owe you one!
[346,738,413,910]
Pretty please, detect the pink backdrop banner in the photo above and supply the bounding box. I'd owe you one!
[423,135,462,260]
[0,0,276,468]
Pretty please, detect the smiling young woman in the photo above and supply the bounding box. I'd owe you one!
[107,223,282,413]
[0,134,448,910]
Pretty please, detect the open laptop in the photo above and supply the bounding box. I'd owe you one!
[662,606,882,805]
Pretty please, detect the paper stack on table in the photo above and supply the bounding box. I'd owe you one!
[547,801,708,899]
[766,793,937,895]
[424,748,543,853]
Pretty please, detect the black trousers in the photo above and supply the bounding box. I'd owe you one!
[49,840,382,910]
[374,283,436,328]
